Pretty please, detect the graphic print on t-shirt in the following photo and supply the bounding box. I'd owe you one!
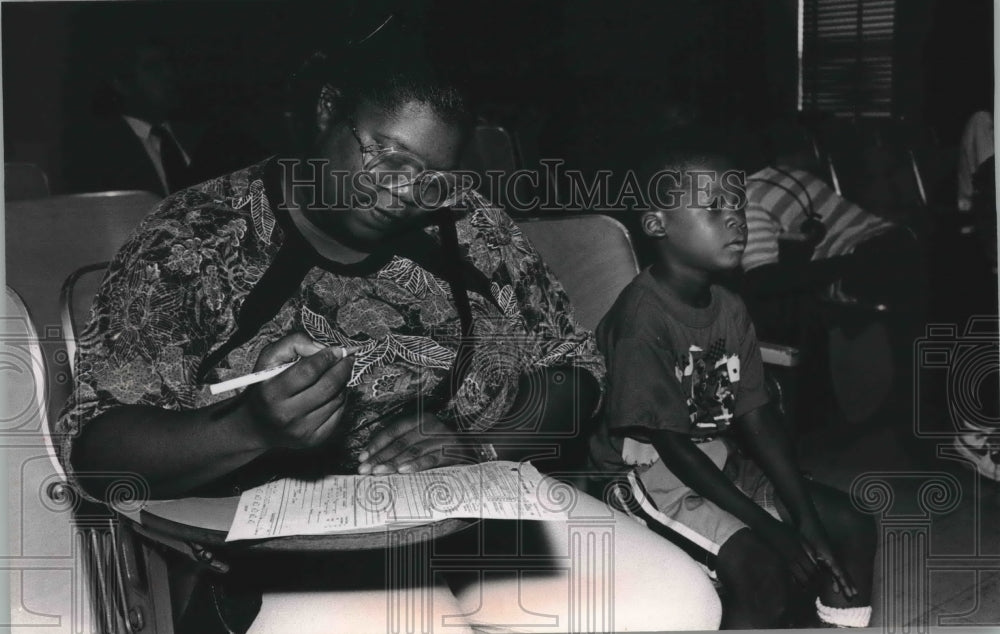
[675,339,741,437]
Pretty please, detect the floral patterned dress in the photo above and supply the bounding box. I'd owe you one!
[56,158,605,483]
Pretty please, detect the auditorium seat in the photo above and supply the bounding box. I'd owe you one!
[461,122,534,215]
[5,190,162,417]
[5,162,51,201]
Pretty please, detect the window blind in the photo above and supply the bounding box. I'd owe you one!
[800,0,895,116]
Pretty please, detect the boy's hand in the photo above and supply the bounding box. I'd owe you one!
[758,518,820,588]
[243,333,355,450]
[800,517,859,599]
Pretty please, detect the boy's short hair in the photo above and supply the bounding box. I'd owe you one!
[635,124,744,184]
[617,124,750,259]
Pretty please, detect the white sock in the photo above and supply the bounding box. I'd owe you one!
[816,598,872,628]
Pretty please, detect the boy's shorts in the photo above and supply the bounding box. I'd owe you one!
[615,438,784,563]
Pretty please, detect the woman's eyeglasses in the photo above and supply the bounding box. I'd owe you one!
[350,124,467,209]
[351,125,425,188]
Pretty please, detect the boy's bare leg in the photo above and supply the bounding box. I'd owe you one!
[721,480,874,627]
[716,527,792,629]
[805,482,876,609]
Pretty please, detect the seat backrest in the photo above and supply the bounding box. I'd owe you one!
[516,214,640,331]
[766,120,828,181]
[817,118,865,203]
[5,190,162,415]
[5,162,51,201]
[895,118,955,206]
[462,123,521,174]
[461,124,533,214]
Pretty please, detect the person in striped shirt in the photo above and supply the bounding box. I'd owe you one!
[741,165,901,303]
[739,164,926,428]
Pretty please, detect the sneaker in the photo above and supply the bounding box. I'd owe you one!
[953,422,1000,481]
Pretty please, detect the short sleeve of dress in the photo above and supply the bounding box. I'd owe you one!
[452,193,607,427]
[54,193,253,492]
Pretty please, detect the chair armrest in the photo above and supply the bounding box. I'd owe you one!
[60,261,110,379]
[760,343,801,434]
[760,341,800,368]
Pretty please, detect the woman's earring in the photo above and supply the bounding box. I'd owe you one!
[319,84,339,115]
[316,84,342,134]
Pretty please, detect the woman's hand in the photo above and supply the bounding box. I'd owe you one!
[799,516,859,599]
[358,411,477,475]
[243,333,355,450]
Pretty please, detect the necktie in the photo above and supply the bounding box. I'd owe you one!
[151,124,188,194]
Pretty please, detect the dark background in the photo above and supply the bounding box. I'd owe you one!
[1,0,993,191]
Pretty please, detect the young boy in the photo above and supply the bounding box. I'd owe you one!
[589,129,876,628]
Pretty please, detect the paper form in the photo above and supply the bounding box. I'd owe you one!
[225,461,569,541]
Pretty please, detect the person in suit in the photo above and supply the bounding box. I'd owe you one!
[61,36,199,196]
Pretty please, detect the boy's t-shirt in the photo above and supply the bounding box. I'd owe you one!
[589,269,770,475]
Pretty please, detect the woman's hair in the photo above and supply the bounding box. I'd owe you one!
[284,14,475,154]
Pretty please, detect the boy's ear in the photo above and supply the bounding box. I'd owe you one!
[315,84,344,135]
[641,210,668,238]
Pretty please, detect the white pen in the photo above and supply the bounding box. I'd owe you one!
[207,346,360,395]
